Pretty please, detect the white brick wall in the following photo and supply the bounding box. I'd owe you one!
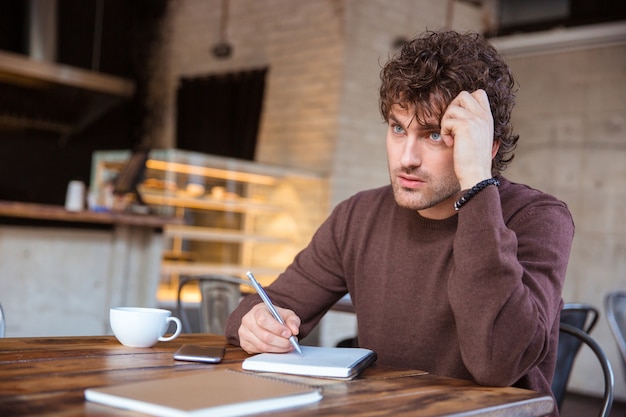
[165,0,344,174]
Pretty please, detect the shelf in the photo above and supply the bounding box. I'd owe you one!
[0,50,135,137]
[164,224,293,244]
[161,260,283,282]
[141,192,284,214]
[145,159,278,186]
[0,200,180,228]
[162,250,195,261]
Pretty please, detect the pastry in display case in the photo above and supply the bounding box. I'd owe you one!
[91,149,328,306]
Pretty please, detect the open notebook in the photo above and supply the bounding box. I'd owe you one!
[84,369,321,417]
[242,346,377,380]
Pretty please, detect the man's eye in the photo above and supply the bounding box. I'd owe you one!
[429,132,442,141]
[393,125,405,134]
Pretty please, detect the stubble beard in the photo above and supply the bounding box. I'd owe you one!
[390,169,461,211]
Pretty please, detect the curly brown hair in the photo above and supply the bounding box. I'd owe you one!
[379,30,518,175]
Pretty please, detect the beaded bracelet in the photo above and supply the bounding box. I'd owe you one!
[454,177,500,211]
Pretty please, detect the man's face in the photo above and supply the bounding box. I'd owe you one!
[386,103,460,219]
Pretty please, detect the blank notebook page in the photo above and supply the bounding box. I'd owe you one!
[242,346,376,379]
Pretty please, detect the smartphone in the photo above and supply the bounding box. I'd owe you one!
[173,344,225,363]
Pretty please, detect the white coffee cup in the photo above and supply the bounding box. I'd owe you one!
[110,307,182,348]
[65,180,85,212]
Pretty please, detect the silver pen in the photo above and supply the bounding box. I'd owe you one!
[246,271,304,356]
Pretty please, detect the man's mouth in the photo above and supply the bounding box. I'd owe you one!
[397,174,425,189]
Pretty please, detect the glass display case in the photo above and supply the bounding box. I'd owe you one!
[91,149,328,305]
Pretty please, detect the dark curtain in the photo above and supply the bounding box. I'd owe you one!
[176,68,267,161]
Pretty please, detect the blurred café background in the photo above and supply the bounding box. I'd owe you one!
[0,0,624,405]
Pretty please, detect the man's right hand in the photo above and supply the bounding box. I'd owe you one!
[440,89,496,190]
[237,303,302,354]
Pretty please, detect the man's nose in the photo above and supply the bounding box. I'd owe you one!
[400,136,422,168]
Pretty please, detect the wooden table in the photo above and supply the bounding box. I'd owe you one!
[0,334,554,417]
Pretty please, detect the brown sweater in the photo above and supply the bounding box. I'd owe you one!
[226,176,574,415]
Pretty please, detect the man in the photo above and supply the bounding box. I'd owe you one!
[225,30,574,414]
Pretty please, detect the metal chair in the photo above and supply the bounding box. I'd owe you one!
[552,303,599,409]
[558,323,614,417]
[552,303,614,417]
[605,291,626,382]
[176,274,248,334]
[552,303,599,410]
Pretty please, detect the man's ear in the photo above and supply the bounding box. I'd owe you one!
[491,139,500,159]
